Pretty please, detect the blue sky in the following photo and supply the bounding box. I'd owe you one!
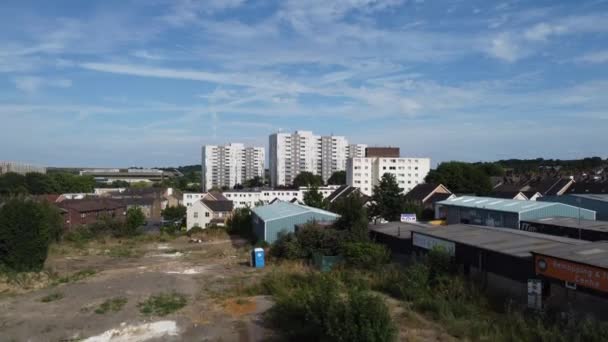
[2,0,608,168]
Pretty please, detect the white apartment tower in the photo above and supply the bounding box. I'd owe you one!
[347,144,367,158]
[269,131,362,187]
[347,156,431,196]
[201,143,265,191]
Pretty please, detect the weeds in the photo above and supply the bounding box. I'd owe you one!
[108,245,135,258]
[40,292,63,303]
[95,297,128,314]
[53,268,96,285]
[137,292,187,316]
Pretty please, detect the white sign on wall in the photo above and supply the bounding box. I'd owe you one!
[401,213,417,223]
[412,233,455,256]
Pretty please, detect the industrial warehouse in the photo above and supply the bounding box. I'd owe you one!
[436,196,596,228]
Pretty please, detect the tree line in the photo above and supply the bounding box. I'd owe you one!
[0,172,97,195]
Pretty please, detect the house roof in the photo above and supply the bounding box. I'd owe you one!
[58,198,125,212]
[412,224,586,258]
[325,185,359,203]
[425,192,453,204]
[201,199,233,212]
[206,191,229,201]
[251,201,340,222]
[567,183,608,194]
[405,183,440,202]
[491,191,526,199]
[437,195,562,213]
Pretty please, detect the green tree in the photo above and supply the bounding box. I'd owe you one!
[330,193,369,241]
[425,162,492,195]
[25,172,59,194]
[48,173,96,193]
[124,207,145,236]
[327,171,346,185]
[244,176,265,188]
[370,174,404,221]
[226,207,253,239]
[293,171,323,188]
[303,185,324,208]
[161,205,187,222]
[0,198,63,271]
[110,180,130,188]
[0,173,28,195]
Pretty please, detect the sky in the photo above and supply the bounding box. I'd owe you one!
[2,0,608,168]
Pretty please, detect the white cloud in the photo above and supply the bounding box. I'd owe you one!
[164,0,247,26]
[13,76,72,93]
[486,34,523,62]
[577,50,608,64]
[524,22,567,41]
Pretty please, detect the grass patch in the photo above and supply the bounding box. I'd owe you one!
[108,245,136,258]
[95,297,128,314]
[137,292,187,316]
[40,292,63,303]
[53,268,96,285]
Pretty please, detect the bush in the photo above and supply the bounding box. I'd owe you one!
[138,292,187,316]
[270,225,345,260]
[186,226,204,237]
[0,198,63,272]
[227,207,253,239]
[95,297,128,314]
[269,273,396,342]
[160,225,179,236]
[341,242,390,269]
[270,232,303,259]
[122,207,145,237]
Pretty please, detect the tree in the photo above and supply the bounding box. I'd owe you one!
[124,207,146,236]
[0,198,62,271]
[293,171,323,188]
[110,180,130,188]
[161,205,187,222]
[370,173,404,221]
[244,176,265,188]
[0,173,27,195]
[425,162,492,195]
[25,172,59,194]
[303,185,324,208]
[330,193,369,241]
[226,207,253,239]
[327,171,346,185]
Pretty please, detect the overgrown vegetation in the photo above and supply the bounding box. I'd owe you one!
[425,161,501,195]
[0,172,96,195]
[53,268,96,285]
[95,297,128,314]
[0,197,63,272]
[270,224,345,260]
[264,271,397,342]
[226,207,253,240]
[138,292,187,316]
[303,185,324,208]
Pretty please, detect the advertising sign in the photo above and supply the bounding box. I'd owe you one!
[535,255,608,293]
[401,213,417,223]
[412,233,455,256]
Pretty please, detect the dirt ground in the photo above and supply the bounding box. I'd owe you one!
[0,234,453,342]
[0,235,276,342]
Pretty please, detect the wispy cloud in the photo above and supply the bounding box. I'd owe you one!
[13,76,72,93]
[577,50,608,64]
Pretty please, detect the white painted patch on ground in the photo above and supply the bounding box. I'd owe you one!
[157,244,170,250]
[165,267,207,275]
[150,252,184,258]
[83,321,178,342]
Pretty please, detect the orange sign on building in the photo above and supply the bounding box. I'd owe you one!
[535,255,608,293]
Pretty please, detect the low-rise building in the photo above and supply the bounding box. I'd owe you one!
[0,161,46,175]
[79,168,177,184]
[251,201,340,243]
[186,193,234,230]
[540,194,608,221]
[57,199,126,230]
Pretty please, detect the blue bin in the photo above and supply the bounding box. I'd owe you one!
[251,248,265,268]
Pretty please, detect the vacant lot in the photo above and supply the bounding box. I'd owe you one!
[0,234,279,342]
[0,234,452,341]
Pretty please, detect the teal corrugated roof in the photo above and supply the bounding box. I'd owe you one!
[437,196,560,213]
[251,201,340,222]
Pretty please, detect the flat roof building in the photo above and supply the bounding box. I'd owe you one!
[521,217,608,241]
[437,196,596,229]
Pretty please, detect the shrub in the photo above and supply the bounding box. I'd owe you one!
[296,224,344,257]
[269,232,303,259]
[226,207,253,239]
[138,292,187,316]
[186,226,204,237]
[40,292,63,303]
[160,225,179,236]
[95,297,128,314]
[122,207,145,237]
[341,242,390,269]
[269,273,396,342]
[0,198,62,272]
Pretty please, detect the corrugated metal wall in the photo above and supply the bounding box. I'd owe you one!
[520,204,595,221]
[541,196,607,220]
[264,212,338,243]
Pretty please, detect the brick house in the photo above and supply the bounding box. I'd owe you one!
[57,199,126,230]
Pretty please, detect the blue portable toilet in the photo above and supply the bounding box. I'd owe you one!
[251,248,265,268]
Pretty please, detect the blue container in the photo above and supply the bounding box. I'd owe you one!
[251,248,265,268]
